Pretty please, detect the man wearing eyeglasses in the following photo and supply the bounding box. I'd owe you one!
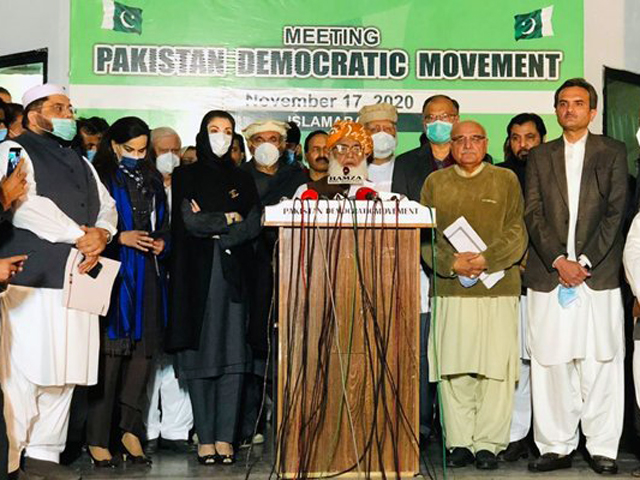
[525,78,627,475]
[0,84,117,479]
[420,120,527,471]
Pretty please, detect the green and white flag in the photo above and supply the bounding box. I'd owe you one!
[101,0,142,34]
[514,5,554,40]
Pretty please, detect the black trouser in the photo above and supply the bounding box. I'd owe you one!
[188,374,244,445]
[86,351,153,448]
[420,312,436,437]
[0,386,8,476]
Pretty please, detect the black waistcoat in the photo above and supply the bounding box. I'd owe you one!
[0,131,100,288]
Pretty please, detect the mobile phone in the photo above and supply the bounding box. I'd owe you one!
[7,147,21,176]
[87,262,103,279]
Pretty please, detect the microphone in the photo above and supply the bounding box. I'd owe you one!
[355,187,378,201]
[300,188,319,200]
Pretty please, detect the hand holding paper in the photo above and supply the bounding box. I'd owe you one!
[443,216,505,289]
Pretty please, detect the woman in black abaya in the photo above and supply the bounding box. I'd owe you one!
[167,110,261,464]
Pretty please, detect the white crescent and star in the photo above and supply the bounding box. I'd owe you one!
[523,18,537,35]
[120,10,135,29]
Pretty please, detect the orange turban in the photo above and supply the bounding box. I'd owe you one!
[326,120,373,156]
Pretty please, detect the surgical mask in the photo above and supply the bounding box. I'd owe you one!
[86,150,97,162]
[636,127,640,147]
[558,286,580,309]
[120,155,142,169]
[425,120,453,144]
[371,132,397,158]
[50,118,77,141]
[254,143,280,167]
[156,152,180,175]
[458,275,479,288]
[0,128,7,142]
[209,132,232,157]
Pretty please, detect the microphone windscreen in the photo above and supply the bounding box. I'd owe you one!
[300,188,319,200]
[355,187,378,201]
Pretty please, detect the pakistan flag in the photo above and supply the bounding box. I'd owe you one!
[514,5,554,41]
[101,0,143,35]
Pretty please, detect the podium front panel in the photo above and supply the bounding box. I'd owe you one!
[275,224,421,478]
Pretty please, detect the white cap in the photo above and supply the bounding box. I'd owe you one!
[22,84,69,108]
[242,120,288,141]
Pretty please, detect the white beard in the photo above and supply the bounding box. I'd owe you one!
[327,157,368,185]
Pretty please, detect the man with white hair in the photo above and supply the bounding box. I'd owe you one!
[0,84,117,478]
[144,126,194,454]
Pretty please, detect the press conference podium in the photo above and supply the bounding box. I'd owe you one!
[264,198,435,478]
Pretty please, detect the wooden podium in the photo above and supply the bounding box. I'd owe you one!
[265,199,435,479]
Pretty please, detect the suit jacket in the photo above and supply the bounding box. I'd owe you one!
[524,134,628,292]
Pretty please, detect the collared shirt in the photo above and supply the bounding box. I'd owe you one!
[564,132,588,261]
[367,156,395,192]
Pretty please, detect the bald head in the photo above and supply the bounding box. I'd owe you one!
[451,120,486,137]
[450,120,488,173]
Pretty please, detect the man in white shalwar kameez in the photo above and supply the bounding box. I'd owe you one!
[0,84,117,478]
[524,78,627,475]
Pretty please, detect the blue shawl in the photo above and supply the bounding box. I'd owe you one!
[106,169,169,341]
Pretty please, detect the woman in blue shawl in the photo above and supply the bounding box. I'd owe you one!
[86,117,169,467]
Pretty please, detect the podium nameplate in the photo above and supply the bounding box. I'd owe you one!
[264,199,435,228]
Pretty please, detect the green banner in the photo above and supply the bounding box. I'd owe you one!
[70,0,584,158]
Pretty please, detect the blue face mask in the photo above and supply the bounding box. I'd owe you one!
[285,149,296,165]
[120,156,141,169]
[0,128,7,142]
[50,118,77,141]
[86,150,97,162]
[458,275,479,288]
[558,286,579,308]
[425,120,453,144]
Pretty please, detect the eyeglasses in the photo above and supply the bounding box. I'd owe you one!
[424,113,458,123]
[451,135,486,146]
[42,103,77,116]
[332,144,363,155]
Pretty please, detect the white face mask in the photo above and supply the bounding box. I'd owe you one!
[209,132,232,157]
[156,152,180,175]
[371,131,397,158]
[254,142,280,167]
[636,127,640,147]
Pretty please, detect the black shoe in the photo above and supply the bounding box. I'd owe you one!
[446,447,475,468]
[215,452,236,465]
[590,455,618,475]
[499,439,529,462]
[121,440,152,466]
[197,454,216,466]
[159,438,195,453]
[528,453,572,472]
[23,457,81,480]
[475,450,498,470]
[87,447,117,468]
[145,438,159,455]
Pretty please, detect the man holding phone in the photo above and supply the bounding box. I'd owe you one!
[0,84,117,479]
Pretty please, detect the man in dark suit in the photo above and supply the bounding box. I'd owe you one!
[524,78,628,475]
[391,95,459,201]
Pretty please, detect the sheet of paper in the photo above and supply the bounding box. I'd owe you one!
[62,248,121,315]
[443,216,505,289]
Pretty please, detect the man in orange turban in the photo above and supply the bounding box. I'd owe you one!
[294,119,376,199]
